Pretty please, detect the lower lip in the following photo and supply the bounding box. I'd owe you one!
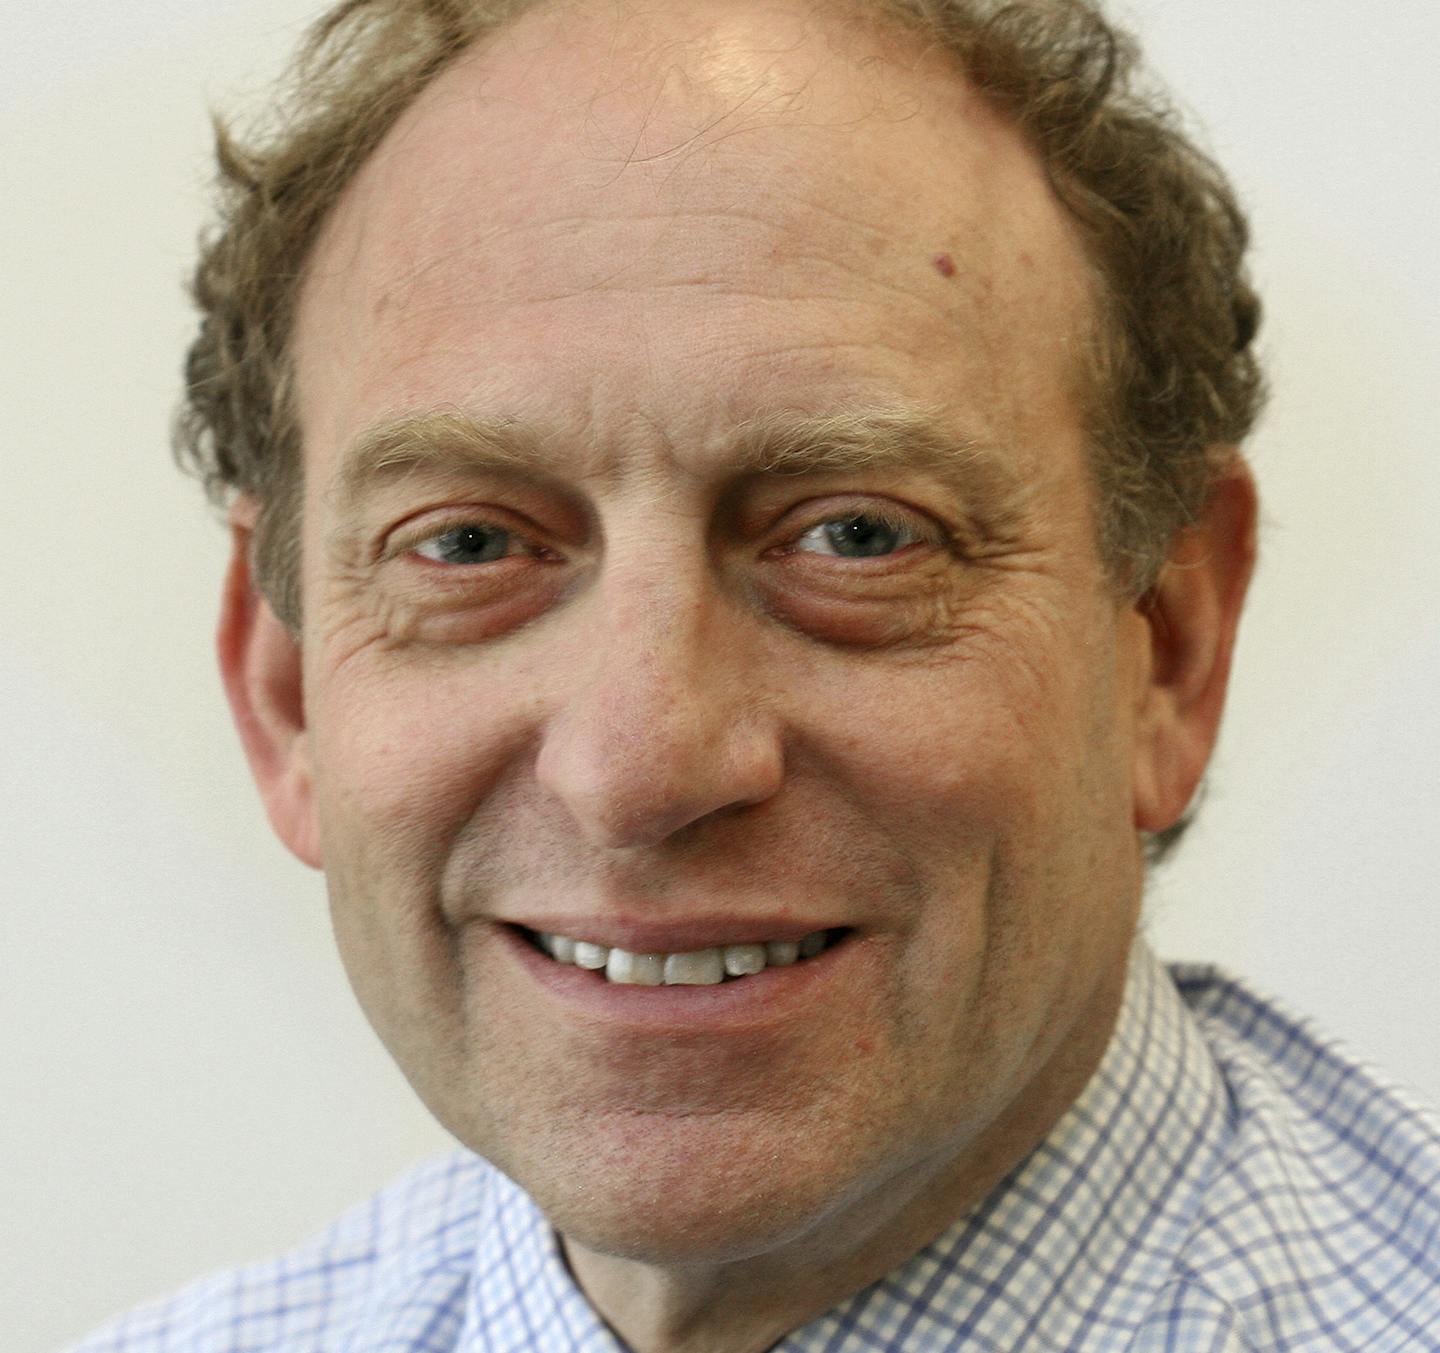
[495,924,867,1033]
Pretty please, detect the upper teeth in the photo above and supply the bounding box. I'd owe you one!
[535,930,833,985]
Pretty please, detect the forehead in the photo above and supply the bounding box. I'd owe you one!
[292,0,1096,488]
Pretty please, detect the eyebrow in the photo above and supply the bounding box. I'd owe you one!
[730,406,1027,532]
[333,411,554,514]
[332,404,1029,532]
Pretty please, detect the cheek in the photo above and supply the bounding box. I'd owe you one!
[790,602,1129,943]
[306,672,499,1099]
[307,651,536,891]
[813,638,1084,825]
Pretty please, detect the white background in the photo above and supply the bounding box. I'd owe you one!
[3,2,1437,1348]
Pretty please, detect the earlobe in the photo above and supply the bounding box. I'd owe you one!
[1131,461,1259,835]
[218,496,322,869]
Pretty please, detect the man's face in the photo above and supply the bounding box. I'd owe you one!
[282,0,1153,1267]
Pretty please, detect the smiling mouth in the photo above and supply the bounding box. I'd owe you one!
[517,926,851,985]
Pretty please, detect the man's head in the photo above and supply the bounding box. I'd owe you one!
[210,0,1257,1315]
[183,0,1262,626]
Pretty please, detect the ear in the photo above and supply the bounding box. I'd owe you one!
[1131,460,1259,835]
[218,496,322,869]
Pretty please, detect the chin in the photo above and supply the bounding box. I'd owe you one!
[490,1107,896,1268]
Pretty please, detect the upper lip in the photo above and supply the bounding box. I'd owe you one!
[498,914,847,953]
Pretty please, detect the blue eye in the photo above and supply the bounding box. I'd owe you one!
[414,524,514,565]
[794,514,918,559]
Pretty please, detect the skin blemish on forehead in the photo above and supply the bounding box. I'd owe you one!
[932,252,957,279]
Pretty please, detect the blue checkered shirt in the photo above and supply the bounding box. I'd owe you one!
[63,943,1440,1350]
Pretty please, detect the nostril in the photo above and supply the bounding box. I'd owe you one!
[533,684,786,850]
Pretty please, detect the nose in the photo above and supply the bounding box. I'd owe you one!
[533,568,785,849]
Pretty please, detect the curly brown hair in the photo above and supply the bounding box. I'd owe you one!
[180,0,1263,858]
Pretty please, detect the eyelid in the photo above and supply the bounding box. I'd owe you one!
[778,497,954,553]
[381,506,549,563]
